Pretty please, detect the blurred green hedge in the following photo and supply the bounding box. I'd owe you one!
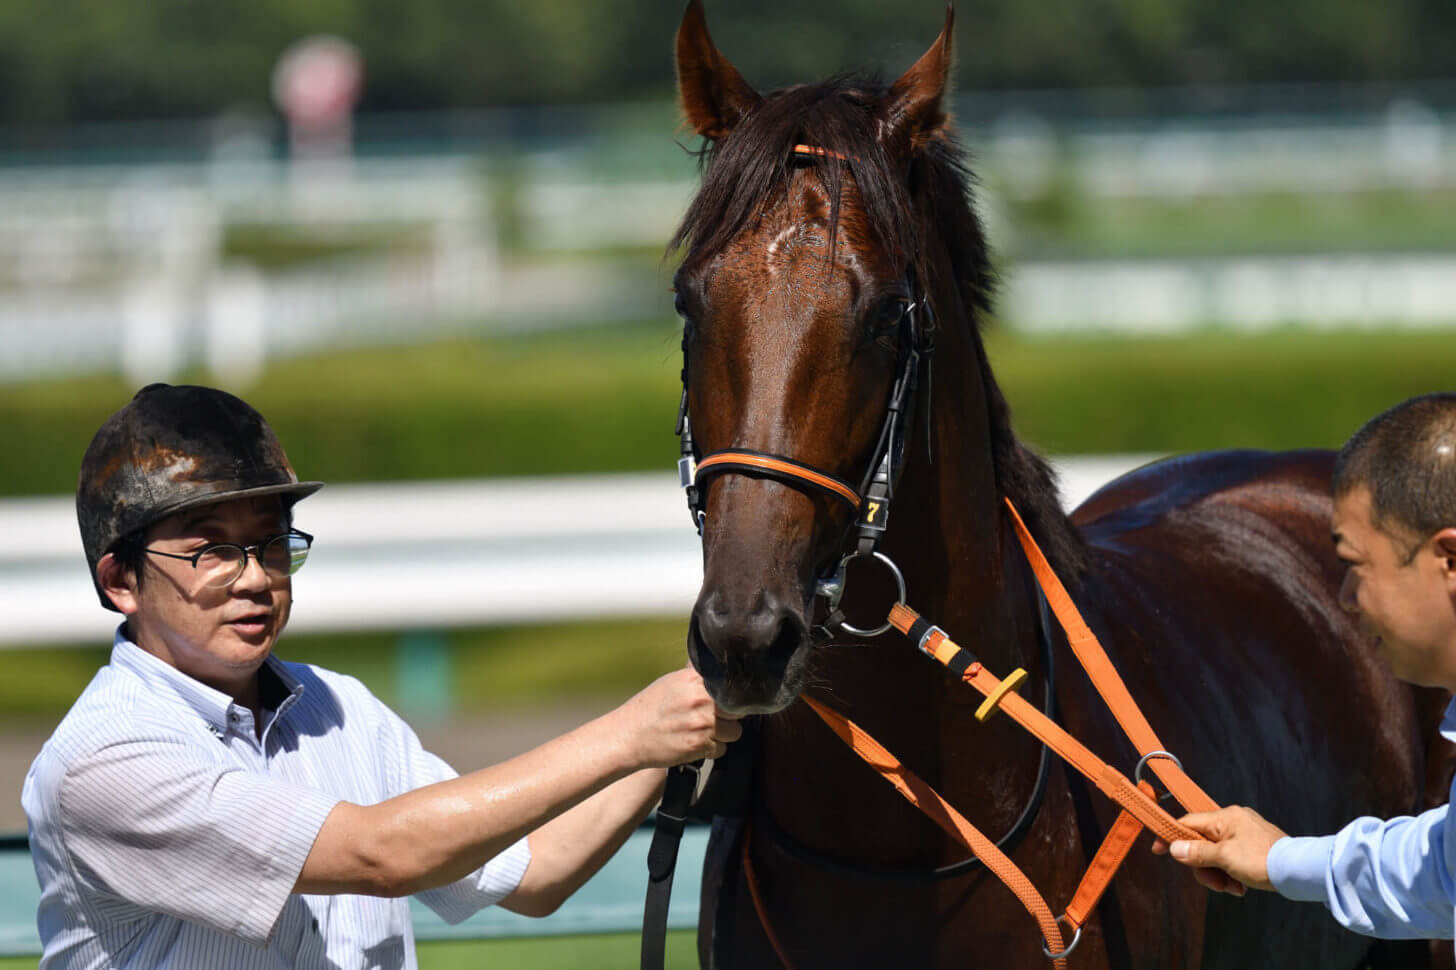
[3,321,1454,498]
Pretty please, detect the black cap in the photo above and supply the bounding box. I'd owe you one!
[76,384,324,610]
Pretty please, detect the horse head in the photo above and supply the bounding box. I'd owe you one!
[672,2,962,714]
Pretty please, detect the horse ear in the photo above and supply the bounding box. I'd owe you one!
[879,5,955,152]
[675,0,764,140]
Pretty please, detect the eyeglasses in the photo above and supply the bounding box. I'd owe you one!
[144,529,314,589]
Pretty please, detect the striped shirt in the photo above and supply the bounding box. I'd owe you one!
[22,629,531,970]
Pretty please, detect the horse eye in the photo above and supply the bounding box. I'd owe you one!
[868,299,908,335]
[674,289,701,327]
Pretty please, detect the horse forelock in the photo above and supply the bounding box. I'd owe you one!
[671,75,912,274]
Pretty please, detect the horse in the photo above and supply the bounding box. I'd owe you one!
[666,3,1452,968]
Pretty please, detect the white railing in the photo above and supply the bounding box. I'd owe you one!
[0,456,1153,648]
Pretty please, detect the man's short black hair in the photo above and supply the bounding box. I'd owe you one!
[1333,392,1456,556]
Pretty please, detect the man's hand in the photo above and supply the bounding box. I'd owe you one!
[1151,805,1288,896]
[614,667,743,769]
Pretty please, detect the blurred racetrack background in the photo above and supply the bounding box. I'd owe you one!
[0,0,1453,965]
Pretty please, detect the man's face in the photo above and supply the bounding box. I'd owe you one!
[119,497,294,694]
[1333,486,1456,688]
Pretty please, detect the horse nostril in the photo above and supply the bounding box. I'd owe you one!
[687,615,724,682]
[765,613,806,670]
[692,589,807,662]
[693,596,732,661]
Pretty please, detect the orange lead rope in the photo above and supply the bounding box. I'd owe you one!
[1000,497,1219,815]
[801,696,1073,968]
[769,498,1219,964]
[884,601,1203,845]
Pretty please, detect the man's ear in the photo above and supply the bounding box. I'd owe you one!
[1433,529,1456,592]
[675,0,763,140]
[96,552,140,615]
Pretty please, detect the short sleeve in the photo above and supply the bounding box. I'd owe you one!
[363,692,532,920]
[58,738,339,946]
[413,836,533,923]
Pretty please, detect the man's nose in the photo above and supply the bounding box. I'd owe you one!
[231,551,272,592]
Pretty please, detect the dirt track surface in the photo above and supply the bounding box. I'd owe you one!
[0,702,611,834]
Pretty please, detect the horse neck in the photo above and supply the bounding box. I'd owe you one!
[887,254,1047,677]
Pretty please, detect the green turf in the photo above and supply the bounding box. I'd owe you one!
[414,931,697,969]
[0,930,699,968]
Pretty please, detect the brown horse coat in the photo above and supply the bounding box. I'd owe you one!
[670,5,1452,967]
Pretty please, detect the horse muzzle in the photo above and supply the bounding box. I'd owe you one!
[688,586,813,715]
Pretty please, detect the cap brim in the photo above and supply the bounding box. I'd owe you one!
[147,481,325,524]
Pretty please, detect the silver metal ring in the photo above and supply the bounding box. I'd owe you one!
[1041,916,1082,960]
[822,551,907,638]
[1134,749,1183,788]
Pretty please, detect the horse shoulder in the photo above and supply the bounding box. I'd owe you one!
[1061,447,1431,833]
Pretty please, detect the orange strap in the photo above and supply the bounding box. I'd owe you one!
[802,695,1071,968]
[888,604,1201,846]
[792,144,850,161]
[694,453,862,510]
[1064,782,1155,929]
[1002,498,1219,815]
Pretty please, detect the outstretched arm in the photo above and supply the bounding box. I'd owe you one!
[1155,803,1456,939]
[294,668,740,901]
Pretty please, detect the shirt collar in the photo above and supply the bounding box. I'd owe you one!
[109,626,306,736]
[1440,697,1456,745]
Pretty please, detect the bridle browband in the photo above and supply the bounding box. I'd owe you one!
[675,145,936,630]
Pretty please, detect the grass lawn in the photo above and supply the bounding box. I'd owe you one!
[0,931,699,969]
[414,932,698,969]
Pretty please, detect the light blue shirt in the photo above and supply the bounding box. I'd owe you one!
[1267,698,1456,940]
[22,629,531,970]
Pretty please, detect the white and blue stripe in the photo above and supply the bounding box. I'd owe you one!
[22,628,530,969]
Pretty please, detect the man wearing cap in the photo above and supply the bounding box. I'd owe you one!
[22,383,741,969]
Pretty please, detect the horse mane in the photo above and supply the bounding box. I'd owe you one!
[670,73,1088,577]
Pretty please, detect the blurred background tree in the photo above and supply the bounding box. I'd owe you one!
[0,0,1452,129]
